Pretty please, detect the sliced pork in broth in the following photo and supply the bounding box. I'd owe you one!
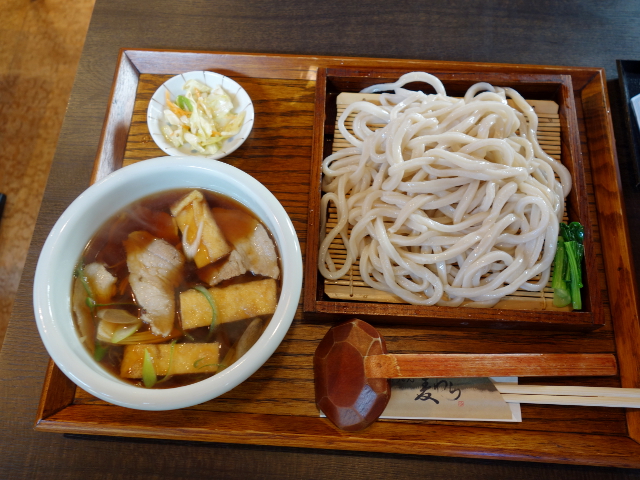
[71,188,281,389]
[124,231,185,337]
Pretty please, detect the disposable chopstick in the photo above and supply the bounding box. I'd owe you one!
[494,384,640,408]
[499,394,640,408]
[495,384,640,398]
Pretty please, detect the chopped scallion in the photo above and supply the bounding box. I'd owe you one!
[193,357,224,369]
[155,340,177,385]
[87,298,138,309]
[110,321,142,344]
[94,343,108,362]
[142,348,157,388]
[75,262,96,309]
[194,285,218,340]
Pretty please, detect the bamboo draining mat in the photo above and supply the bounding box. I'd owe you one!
[323,92,570,310]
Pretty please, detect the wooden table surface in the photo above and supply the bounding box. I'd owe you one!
[3,1,640,478]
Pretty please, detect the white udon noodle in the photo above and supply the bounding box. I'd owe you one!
[318,72,572,307]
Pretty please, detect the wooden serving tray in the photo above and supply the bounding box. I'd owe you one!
[35,49,640,468]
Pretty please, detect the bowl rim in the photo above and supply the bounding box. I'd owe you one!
[146,70,255,160]
[33,157,302,410]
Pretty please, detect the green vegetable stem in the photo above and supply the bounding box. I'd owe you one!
[552,236,571,308]
[552,222,585,310]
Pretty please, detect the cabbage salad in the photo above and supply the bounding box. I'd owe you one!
[162,79,245,155]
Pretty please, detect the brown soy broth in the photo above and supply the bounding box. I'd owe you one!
[74,188,281,388]
[98,316,267,390]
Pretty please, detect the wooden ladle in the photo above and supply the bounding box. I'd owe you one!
[313,318,618,432]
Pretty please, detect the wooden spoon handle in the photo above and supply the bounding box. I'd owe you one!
[364,353,618,378]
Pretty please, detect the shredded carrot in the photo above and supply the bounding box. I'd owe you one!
[165,90,191,118]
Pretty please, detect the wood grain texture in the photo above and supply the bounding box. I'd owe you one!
[365,353,618,378]
[35,360,77,421]
[25,51,640,468]
[581,73,640,442]
[90,51,139,183]
[5,0,640,478]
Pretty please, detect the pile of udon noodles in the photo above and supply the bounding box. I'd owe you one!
[318,72,572,307]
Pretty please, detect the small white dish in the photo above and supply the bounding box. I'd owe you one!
[147,71,254,159]
[33,157,302,411]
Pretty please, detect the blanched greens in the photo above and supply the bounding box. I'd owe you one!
[552,222,584,309]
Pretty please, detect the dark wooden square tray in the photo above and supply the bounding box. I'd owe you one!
[304,66,603,329]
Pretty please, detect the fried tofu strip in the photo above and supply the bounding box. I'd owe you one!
[170,190,231,268]
[180,278,278,330]
[120,342,221,378]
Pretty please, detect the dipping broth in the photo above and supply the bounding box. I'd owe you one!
[71,188,281,389]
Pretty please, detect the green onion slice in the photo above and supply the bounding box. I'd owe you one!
[75,262,97,309]
[142,348,157,388]
[94,343,108,362]
[111,321,142,344]
[155,340,177,386]
[88,300,138,309]
[194,285,218,340]
[193,357,224,369]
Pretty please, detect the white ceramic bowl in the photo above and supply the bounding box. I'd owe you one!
[147,71,254,159]
[33,157,302,410]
